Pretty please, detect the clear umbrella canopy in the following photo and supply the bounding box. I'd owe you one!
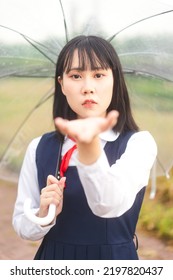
[0,0,173,184]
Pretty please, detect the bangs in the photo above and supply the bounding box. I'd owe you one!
[63,38,114,73]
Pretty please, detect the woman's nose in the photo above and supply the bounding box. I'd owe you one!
[82,80,95,95]
[83,88,95,95]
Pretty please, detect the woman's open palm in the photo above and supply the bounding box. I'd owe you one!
[55,110,119,144]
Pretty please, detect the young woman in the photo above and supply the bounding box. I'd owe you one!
[13,35,157,259]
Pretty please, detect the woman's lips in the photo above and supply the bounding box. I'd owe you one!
[82,99,97,107]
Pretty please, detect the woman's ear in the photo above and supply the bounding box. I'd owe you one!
[57,76,62,85]
[57,76,65,95]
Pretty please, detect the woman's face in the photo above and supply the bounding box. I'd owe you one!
[58,50,114,119]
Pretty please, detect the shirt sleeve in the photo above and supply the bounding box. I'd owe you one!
[75,131,157,218]
[12,137,55,241]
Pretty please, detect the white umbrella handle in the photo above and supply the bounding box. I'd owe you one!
[24,198,56,226]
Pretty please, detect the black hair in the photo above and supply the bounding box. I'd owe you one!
[53,35,139,133]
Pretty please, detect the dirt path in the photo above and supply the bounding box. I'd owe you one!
[0,179,173,260]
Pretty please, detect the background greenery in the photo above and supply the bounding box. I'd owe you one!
[139,169,173,242]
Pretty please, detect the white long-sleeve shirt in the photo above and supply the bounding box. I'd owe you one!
[12,130,157,241]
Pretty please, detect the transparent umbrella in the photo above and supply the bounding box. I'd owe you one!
[0,0,173,188]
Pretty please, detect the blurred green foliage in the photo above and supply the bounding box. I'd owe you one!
[138,168,173,241]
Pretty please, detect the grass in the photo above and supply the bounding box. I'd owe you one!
[138,168,173,242]
[0,78,54,173]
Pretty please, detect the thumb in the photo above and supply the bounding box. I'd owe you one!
[106,110,119,128]
[57,177,66,190]
[47,175,59,186]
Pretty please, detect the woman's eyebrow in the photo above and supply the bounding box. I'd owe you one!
[68,67,83,72]
[67,66,104,73]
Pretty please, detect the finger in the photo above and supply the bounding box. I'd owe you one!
[41,196,62,209]
[58,177,66,190]
[41,183,59,194]
[43,176,66,194]
[107,110,119,119]
[42,190,62,200]
[47,175,59,186]
[41,190,63,208]
[54,117,69,135]
[106,110,119,128]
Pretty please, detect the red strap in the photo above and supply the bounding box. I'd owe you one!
[60,144,77,178]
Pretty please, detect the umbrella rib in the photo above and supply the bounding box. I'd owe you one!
[123,68,173,83]
[0,87,54,163]
[107,9,173,42]
[22,35,56,65]
[0,24,56,64]
[0,74,53,78]
[59,0,69,43]
[156,156,170,178]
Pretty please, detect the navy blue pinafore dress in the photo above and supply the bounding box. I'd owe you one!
[34,130,145,260]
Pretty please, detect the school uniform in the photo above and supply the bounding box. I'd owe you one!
[12,129,157,259]
[34,131,144,259]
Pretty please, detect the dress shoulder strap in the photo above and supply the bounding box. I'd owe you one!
[104,130,135,166]
[36,131,62,191]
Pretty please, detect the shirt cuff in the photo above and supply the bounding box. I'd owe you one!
[21,208,56,240]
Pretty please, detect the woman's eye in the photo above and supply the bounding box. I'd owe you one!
[72,74,81,79]
[95,73,103,78]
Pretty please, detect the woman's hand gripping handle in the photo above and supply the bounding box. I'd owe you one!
[24,176,66,226]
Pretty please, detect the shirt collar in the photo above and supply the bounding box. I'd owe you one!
[64,130,119,144]
[99,130,119,142]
